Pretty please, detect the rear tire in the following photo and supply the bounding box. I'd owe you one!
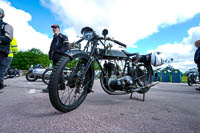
[187,78,193,86]
[42,68,52,85]
[26,71,38,81]
[136,63,153,94]
[48,55,94,113]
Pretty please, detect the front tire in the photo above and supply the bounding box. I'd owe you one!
[48,55,94,113]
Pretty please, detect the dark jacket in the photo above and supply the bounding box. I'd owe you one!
[49,33,70,61]
[0,20,13,56]
[194,46,200,68]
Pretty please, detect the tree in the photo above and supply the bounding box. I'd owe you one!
[10,48,51,70]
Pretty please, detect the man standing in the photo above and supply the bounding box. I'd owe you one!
[0,8,13,90]
[42,24,70,93]
[194,40,200,91]
[2,38,18,80]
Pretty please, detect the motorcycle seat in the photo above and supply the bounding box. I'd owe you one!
[122,50,139,57]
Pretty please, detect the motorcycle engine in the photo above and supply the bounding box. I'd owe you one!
[108,75,134,91]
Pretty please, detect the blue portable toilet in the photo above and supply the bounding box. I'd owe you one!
[161,69,171,82]
[172,69,182,83]
[153,70,161,81]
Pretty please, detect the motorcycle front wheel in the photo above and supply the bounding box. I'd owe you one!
[48,55,94,113]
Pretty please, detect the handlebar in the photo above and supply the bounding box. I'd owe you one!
[75,36,127,48]
[99,37,127,48]
[112,40,127,48]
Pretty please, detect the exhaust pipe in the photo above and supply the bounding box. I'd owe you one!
[131,82,159,92]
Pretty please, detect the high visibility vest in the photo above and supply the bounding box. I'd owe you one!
[8,38,18,58]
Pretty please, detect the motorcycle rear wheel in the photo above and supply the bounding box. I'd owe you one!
[187,78,193,86]
[42,68,52,85]
[136,63,153,94]
[26,71,38,81]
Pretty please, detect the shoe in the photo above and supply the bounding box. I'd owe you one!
[59,83,66,90]
[195,87,200,91]
[42,88,49,93]
[0,84,5,90]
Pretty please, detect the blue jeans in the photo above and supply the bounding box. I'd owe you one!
[0,57,13,85]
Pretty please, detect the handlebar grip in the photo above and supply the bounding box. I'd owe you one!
[113,40,127,48]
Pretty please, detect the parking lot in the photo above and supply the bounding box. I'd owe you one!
[0,76,200,133]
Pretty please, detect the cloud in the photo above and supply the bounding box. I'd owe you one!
[41,0,200,49]
[148,24,200,72]
[0,0,51,53]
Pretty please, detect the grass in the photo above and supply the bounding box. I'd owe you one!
[182,75,188,83]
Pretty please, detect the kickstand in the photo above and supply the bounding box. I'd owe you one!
[130,92,145,102]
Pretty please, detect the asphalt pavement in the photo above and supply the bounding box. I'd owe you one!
[0,76,200,133]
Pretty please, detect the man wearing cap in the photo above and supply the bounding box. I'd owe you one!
[0,8,13,90]
[42,24,70,93]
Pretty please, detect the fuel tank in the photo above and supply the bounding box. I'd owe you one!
[97,49,127,59]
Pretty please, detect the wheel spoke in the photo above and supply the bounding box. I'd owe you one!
[63,88,75,105]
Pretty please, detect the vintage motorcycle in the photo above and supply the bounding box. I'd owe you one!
[48,27,164,113]
[187,72,199,86]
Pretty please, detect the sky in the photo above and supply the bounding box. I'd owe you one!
[1,0,200,72]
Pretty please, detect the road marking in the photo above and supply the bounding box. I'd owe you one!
[29,89,42,94]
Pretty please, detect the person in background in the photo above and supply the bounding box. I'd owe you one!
[3,38,18,70]
[42,24,70,93]
[194,40,200,91]
[0,8,13,90]
[1,38,18,87]
[29,64,34,71]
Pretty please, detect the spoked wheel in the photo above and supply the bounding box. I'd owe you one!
[48,55,94,113]
[42,68,52,85]
[136,63,152,94]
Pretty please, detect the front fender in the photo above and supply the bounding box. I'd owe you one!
[64,50,95,91]
[64,50,89,60]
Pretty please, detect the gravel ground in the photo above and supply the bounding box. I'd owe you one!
[0,76,200,133]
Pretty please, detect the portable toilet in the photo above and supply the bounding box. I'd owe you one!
[153,70,161,81]
[172,69,182,83]
[161,69,171,82]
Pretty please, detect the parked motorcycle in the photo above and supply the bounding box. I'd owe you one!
[48,27,165,113]
[187,72,199,86]
[4,68,20,79]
